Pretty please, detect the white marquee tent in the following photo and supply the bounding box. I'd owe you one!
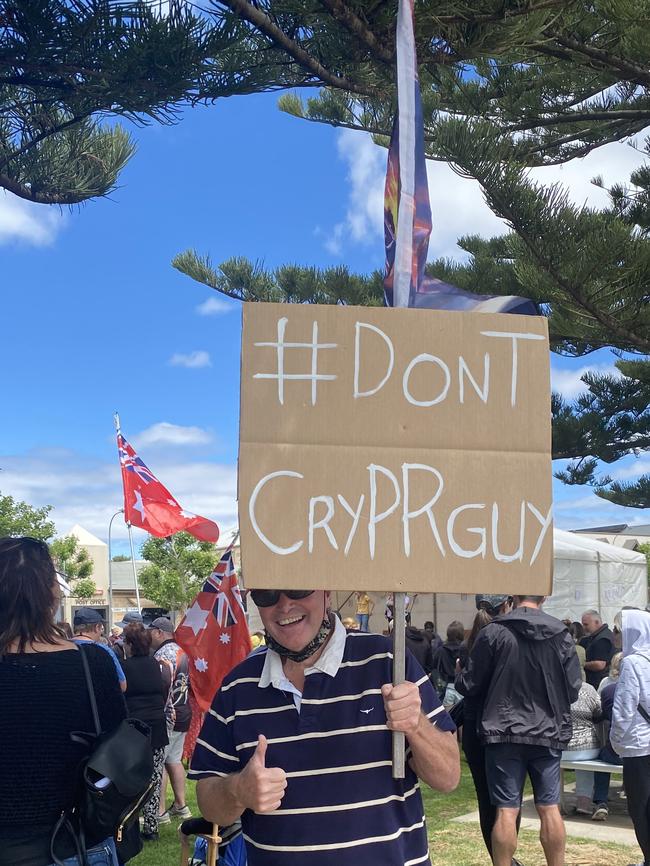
[400,528,648,634]
[544,528,648,625]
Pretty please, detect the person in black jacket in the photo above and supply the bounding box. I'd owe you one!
[457,595,582,866]
[456,596,525,866]
[433,620,467,692]
[122,623,169,844]
[405,624,434,674]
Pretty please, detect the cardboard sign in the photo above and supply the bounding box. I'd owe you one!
[239,302,552,593]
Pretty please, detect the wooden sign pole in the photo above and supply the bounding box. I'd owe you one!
[392,591,406,778]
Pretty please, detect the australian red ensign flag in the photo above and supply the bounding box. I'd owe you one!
[117,432,220,543]
[175,547,251,712]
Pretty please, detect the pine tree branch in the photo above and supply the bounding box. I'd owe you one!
[0,112,89,173]
[317,0,394,65]
[554,35,650,87]
[0,171,79,203]
[490,189,650,353]
[507,109,650,131]
[218,0,377,96]
[434,0,566,25]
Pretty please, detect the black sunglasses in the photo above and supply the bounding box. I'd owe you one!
[250,589,315,608]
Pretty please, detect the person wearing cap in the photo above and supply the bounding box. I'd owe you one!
[457,595,582,866]
[149,617,193,824]
[456,595,521,865]
[189,589,459,866]
[112,611,144,661]
[73,607,127,692]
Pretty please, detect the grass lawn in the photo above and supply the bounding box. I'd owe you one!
[132,761,640,866]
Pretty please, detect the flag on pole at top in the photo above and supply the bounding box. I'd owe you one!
[175,546,251,712]
[116,427,220,543]
[384,0,537,316]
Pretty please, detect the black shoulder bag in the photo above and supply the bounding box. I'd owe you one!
[50,647,154,866]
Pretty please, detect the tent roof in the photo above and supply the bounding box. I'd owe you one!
[572,523,650,537]
[554,528,646,564]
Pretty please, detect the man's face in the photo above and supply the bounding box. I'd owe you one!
[260,590,330,653]
[87,622,104,642]
[149,627,164,650]
[582,614,601,635]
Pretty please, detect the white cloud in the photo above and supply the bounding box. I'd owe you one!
[325,128,649,262]
[135,422,213,448]
[528,138,646,209]
[609,456,650,482]
[323,132,386,255]
[0,192,65,246]
[0,447,237,547]
[168,350,211,369]
[196,296,235,316]
[551,362,620,400]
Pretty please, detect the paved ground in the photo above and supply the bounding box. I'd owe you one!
[453,778,638,847]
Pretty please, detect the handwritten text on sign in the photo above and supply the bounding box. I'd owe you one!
[239,302,552,593]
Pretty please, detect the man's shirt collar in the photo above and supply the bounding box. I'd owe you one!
[259,615,346,691]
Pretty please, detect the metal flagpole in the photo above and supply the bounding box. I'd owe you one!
[391,591,407,777]
[114,411,141,613]
[388,0,420,779]
[127,523,142,613]
[107,508,124,629]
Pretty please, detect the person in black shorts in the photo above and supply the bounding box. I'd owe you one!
[457,595,582,866]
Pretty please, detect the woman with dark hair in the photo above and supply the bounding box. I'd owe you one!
[456,595,523,866]
[0,536,126,866]
[121,623,168,843]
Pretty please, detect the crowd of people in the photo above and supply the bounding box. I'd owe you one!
[2,536,650,866]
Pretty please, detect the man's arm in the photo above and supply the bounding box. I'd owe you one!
[381,682,460,793]
[197,735,287,825]
[562,635,583,703]
[584,637,612,673]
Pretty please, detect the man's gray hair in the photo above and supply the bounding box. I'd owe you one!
[583,609,601,619]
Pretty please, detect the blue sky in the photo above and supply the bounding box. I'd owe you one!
[1,91,647,554]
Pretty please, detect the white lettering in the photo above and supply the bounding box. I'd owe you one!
[480,330,545,407]
[401,463,446,557]
[308,496,338,552]
[491,501,526,563]
[249,470,304,555]
[354,322,394,398]
[337,494,365,556]
[447,504,487,558]
[458,354,490,404]
[402,354,451,407]
[527,502,553,565]
[368,464,401,559]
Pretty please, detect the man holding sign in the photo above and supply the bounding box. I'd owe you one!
[190,589,459,865]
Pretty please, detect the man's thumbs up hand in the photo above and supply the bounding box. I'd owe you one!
[235,735,287,813]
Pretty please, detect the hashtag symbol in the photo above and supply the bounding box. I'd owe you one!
[253,316,337,405]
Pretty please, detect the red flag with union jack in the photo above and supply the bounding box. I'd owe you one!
[175,547,252,712]
[117,432,220,543]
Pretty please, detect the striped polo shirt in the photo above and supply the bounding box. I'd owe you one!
[190,620,455,865]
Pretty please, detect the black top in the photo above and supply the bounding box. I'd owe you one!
[404,626,433,673]
[122,655,169,750]
[433,640,468,684]
[456,607,583,750]
[580,624,615,689]
[0,644,126,865]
